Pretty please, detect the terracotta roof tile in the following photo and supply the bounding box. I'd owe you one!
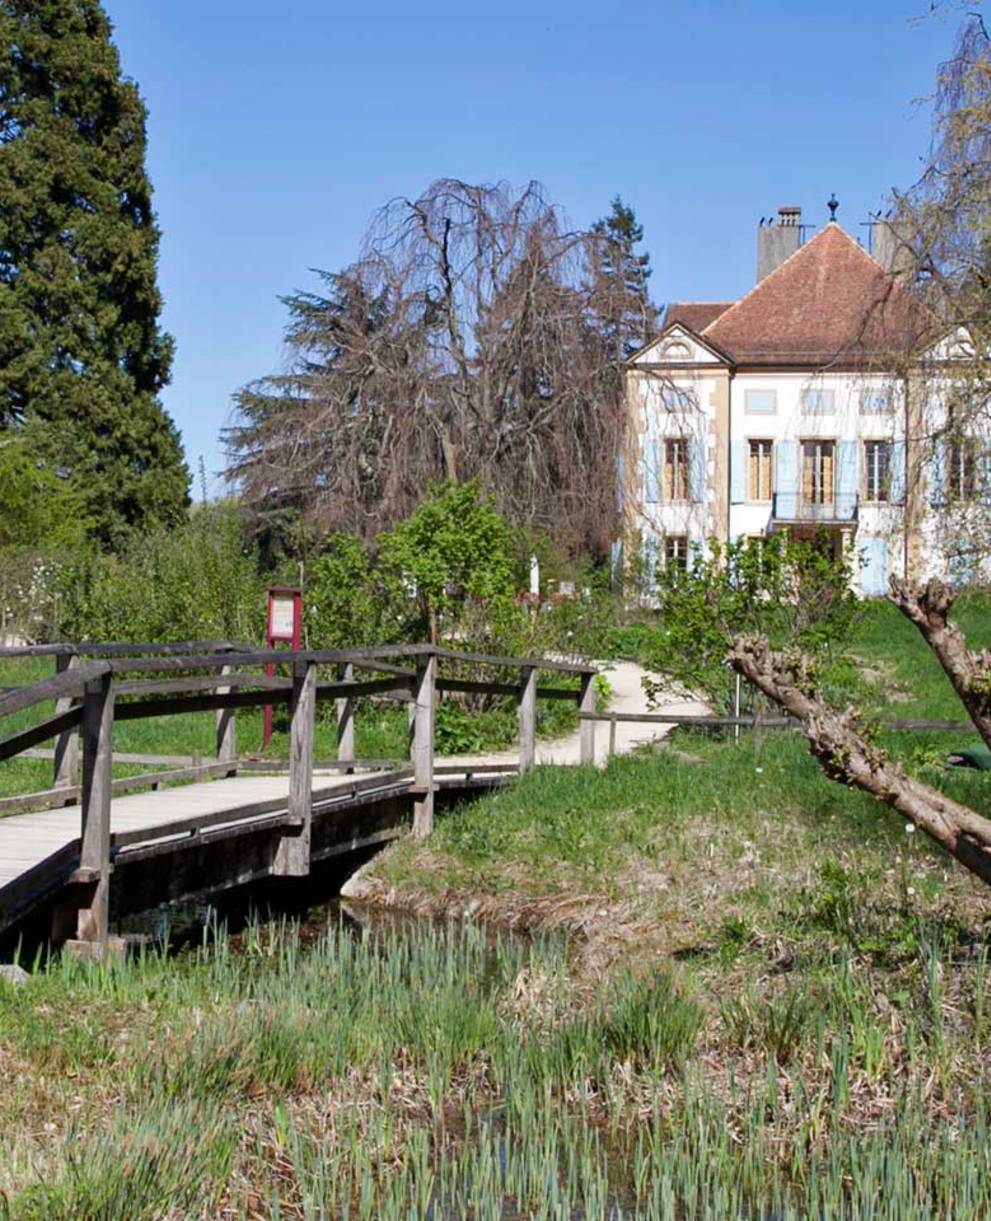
[702,224,930,366]
[662,301,735,333]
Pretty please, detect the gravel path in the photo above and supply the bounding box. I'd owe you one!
[438,660,709,770]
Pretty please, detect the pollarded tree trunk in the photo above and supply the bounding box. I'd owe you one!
[889,577,991,750]
[730,635,991,889]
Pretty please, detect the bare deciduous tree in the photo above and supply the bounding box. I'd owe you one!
[225,179,649,556]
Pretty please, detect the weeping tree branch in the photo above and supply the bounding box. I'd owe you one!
[224,179,652,557]
[730,636,991,889]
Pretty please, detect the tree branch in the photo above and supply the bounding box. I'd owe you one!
[731,636,991,888]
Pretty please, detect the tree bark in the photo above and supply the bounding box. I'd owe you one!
[889,576,991,750]
[730,637,991,888]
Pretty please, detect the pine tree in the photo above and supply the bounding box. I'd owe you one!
[0,0,189,545]
[591,196,656,359]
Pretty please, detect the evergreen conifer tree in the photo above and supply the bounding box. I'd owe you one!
[0,0,189,545]
[591,196,656,358]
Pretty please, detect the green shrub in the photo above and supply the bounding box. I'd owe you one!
[51,501,265,644]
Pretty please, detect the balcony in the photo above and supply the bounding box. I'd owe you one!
[772,492,858,525]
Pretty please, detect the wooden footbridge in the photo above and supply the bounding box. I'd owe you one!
[0,642,597,953]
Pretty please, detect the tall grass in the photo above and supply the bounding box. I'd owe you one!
[2,918,991,1218]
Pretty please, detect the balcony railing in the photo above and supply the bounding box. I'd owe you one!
[772,492,858,524]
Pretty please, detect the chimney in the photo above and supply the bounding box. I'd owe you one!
[871,213,915,279]
[757,206,802,281]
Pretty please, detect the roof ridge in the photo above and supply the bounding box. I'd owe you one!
[701,225,862,337]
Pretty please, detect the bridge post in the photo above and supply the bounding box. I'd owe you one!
[215,662,237,777]
[411,652,436,837]
[518,665,537,774]
[74,671,115,944]
[53,650,80,799]
[274,657,316,876]
[579,671,596,766]
[336,662,356,774]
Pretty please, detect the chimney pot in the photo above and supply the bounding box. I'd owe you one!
[756,205,803,281]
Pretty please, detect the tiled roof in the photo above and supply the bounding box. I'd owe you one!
[662,301,734,333]
[702,224,930,366]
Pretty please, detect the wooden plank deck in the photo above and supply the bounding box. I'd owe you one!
[0,769,367,893]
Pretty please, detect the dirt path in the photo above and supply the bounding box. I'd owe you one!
[438,660,708,770]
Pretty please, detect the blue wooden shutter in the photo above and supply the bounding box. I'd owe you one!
[949,547,975,587]
[610,538,623,586]
[730,439,747,503]
[980,445,991,505]
[836,440,858,520]
[930,439,946,505]
[643,438,660,504]
[689,438,706,503]
[774,440,799,518]
[643,535,659,590]
[861,536,889,596]
[889,440,906,504]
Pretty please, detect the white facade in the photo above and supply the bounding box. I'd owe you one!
[628,330,986,594]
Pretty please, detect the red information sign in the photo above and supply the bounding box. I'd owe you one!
[263,586,302,747]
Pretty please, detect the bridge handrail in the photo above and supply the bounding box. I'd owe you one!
[0,640,246,659]
[0,640,596,675]
[0,659,112,720]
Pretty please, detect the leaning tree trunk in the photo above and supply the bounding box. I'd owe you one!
[730,637,991,889]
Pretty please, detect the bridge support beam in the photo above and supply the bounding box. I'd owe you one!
[518,666,537,774]
[579,672,596,766]
[74,671,115,944]
[336,662,356,774]
[215,662,237,777]
[274,658,317,876]
[411,654,436,837]
[53,651,80,799]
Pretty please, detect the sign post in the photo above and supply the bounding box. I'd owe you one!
[263,585,302,748]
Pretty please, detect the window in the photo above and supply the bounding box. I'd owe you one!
[802,439,835,505]
[662,341,690,362]
[800,389,836,414]
[744,389,777,414]
[664,534,689,572]
[664,438,689,500]
[948,437,978,502]
[748,439,773,501]
[864,440,891,502]
[860,389,893,415]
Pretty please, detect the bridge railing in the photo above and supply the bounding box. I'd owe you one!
[0,642,596,947]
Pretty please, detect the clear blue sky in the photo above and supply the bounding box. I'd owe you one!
[102,0,959,491]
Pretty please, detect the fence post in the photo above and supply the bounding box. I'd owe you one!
[274,657,316,876]
[53,650,80,799]
[518,665,537,774]
[337,661,356,774]
[608,713,617,760]
[579,670,596,766]
[411,652,436,837]
[215,662,237,777]
[734,671,742,743]
[74,671,114,945]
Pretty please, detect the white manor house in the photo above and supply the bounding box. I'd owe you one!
[626,204,984,594]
